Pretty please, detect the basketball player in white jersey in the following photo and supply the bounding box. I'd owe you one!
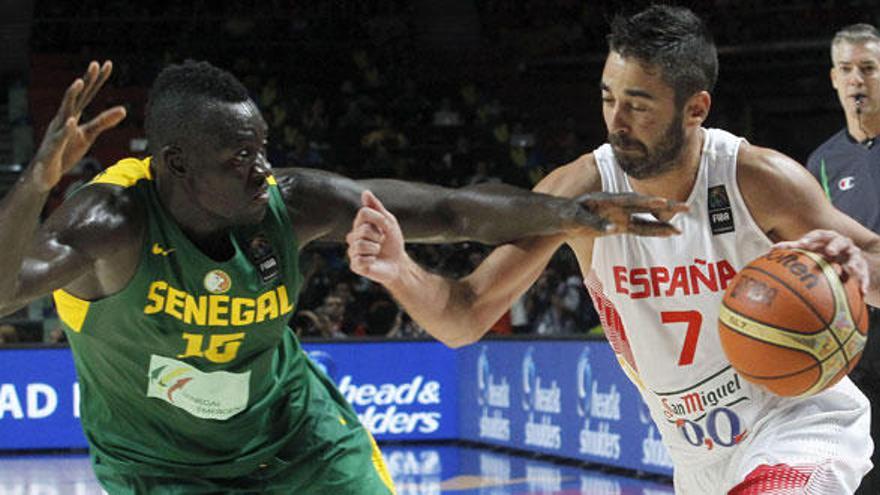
[346,5,880,494]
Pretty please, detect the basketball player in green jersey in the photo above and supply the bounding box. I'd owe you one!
[0,60,685,494]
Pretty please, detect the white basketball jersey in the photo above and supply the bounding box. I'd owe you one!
[587,128,861,469]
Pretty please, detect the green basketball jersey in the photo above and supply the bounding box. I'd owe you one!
[53,158,311,478]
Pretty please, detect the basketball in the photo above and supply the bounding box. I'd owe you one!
[718,248,868,397]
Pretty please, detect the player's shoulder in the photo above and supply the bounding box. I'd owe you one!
[735,141,825,218]
[44,181,146,251]
[736,141,812,190]
[534,152,601,197]
[270,166,350,203]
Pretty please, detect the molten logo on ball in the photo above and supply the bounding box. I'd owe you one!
[762,250,820,289]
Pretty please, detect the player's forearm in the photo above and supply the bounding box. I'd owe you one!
[433,184,582,245]
[387,235,567,348]
[385,254,486,348]
[0,172,50,303]
[363,179,594,245]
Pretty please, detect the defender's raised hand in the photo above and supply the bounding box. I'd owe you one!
[573,191,688,236]
[28,60,126,192]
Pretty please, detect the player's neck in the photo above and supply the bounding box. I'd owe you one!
[628,130,704,203]
[154,178,235,259]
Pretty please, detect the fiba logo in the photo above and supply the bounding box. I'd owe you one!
[521,347,537,410]
[307,350,338,381]
[477,347,491,405]
[576,346,593,417]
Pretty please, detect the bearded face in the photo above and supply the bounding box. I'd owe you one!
[608,109,685,180]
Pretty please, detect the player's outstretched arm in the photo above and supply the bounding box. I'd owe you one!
[0,61,127,315]
[345,158,688,347]
[278,166,683,247]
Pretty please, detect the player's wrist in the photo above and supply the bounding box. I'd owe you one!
[385,252,423,295]
[18,166,55,196]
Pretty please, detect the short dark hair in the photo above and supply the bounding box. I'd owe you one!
[145,60,250,154]
[832,23,880,60]
[607,5,718,105]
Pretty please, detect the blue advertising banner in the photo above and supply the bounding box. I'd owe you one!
[0,340,672,476]
[457,341,673,476]
[303,341,459,441]
[0,349,86,450]
[0,341,459,449]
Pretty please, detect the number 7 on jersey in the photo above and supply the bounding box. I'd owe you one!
[661,310,703,366]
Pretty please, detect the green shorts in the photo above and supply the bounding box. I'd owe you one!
[93,358,396,495]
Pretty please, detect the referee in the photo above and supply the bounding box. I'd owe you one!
[807,23,880,495]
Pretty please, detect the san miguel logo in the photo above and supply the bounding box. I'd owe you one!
[204,269,232,294]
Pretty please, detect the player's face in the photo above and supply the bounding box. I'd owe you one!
[185,99,271,226]
[831,40,880,118]
[601,52,686,179]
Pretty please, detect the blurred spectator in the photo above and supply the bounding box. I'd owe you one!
[433,98,462,127]
[391,78,431,126]
[295,294,350,339]
[47,327,68,344]
[0,324,19,345]
[301,97,330,141]
[363,300,403,336]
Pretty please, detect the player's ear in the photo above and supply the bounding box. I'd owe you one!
[830,67,839,90]
[161,145,187,178]
[683,91,711,127]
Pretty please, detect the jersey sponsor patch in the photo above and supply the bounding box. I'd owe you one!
[707,185,734,235]
[146,354,250,420]
[652,366,750,451]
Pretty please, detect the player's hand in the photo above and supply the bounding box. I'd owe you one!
[27,60,126,193]
[572,192,688,236]
[773,229,869,293]
[346,190,407,286]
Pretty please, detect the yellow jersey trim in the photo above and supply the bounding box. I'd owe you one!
[267,176,277,186]
[367,430,397,494]
[52,289,90,333]
[92,157,153,187]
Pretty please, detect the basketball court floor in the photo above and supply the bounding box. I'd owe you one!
[0,443,673,494]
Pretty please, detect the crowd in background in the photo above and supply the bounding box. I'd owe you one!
[0,0,619,344]
[5,0,876,343]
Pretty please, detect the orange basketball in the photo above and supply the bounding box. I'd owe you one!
[719,248,867,397]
